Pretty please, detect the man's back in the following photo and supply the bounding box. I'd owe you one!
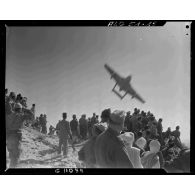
[58,119,71,138]
[171,130,180,138]
[95,128,133,168]
[157,122,162,133]
[70,119,78,134]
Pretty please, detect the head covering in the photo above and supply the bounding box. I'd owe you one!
[149,140,161,153]
[9,92,16,99]
[119,132,135,147]
[15,103,22,110]
[135,137,147,149]
[109,110,125,126]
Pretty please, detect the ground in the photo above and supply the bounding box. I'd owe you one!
[14,127,84,168]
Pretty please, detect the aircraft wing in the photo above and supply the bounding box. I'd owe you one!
[132,91,145,104]
[104,64,122,83]
[128,85,145,104]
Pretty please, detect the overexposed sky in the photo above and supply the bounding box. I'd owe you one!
[5,22,190,141]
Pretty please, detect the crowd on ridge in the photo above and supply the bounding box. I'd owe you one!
[5,88,187,170]
[54,108,185,169]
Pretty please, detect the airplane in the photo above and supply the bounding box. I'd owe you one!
[104,64,146,104]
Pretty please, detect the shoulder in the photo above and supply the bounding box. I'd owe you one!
[132,147,140,154]
[66,120,70,125]
[95,130,109,144]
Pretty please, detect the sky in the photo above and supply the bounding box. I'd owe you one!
[5,22,190,142]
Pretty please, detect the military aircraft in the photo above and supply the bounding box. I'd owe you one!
[104,64,146,103]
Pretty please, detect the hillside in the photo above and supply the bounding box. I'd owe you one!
[7,126,189,169]
[16,127,83,168]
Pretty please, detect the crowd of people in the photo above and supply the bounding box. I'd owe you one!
[32,114,48,134]
[5,88,187,170]
[76,108,185,169]
[5,89,34,168]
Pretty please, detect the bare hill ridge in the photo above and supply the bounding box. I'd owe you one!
[17,127,82,168]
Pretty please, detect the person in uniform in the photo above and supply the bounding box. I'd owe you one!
[94,110,133,168]
[6,103,33,167]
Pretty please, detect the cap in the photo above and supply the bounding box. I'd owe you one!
[15,103,22,110]
[109,110,125,125]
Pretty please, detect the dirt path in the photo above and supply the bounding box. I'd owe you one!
[17,127,83,168]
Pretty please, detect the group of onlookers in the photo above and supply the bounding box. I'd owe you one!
[5,87,185,169]
[5,88,34,168]
[32,114,47,134]
[76,108,184,169]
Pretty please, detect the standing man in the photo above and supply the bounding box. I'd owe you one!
[91,113,97,129]
[39,114,44,133]
[94,110,133,168]
[171,126,183,149]
[42,114,47,134]
[157,118,164,145]
[56,113,72,157]
[87,118,93,138]
[30,104,36,121]
[79,114,88,140]
[96,115,99,123]
[70,114,79,150]
[124,111,132,132]
[6,103,33,167]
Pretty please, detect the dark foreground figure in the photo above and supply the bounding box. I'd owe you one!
[164,148,190,173]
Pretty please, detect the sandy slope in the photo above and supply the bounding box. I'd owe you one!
[17,127,83,168]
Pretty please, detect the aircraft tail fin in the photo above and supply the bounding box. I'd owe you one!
[126,75,132,83]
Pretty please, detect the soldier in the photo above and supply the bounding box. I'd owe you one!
[124,111,132,132]
[91,113,97,129]
[30,104,36,121]
[70,114,79,150]
[94,110,133,168]
[79,114,88,140]
[157,118,164,145]
[56,113,72,156]
[6,103,33,167]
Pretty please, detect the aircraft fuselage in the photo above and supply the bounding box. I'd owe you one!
[118,77,134,93]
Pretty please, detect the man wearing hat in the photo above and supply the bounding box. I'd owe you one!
[70,114,80,150]
[94,110,133,168]
[56,113,72,156]
[6,103,34,168]
[124,111,132,132]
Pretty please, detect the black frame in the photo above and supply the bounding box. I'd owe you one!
[0,20,193,175]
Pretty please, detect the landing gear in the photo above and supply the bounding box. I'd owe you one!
[112,84,127,100]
